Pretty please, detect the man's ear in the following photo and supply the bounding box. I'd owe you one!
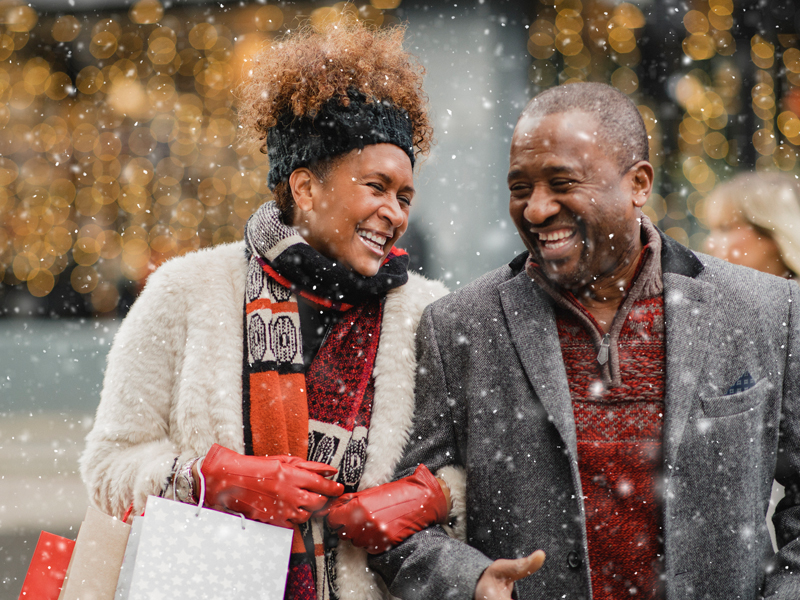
[629,161,654,208]
[289,168,315,213]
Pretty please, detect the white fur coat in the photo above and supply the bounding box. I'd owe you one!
[80,241,462,599]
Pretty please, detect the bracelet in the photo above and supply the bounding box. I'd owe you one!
[159,456,181,498]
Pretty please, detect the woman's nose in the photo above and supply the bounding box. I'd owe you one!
[523,187,560,225]
[379,196,406,229]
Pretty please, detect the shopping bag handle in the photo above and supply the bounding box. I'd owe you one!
[195,457,206,517]
[122,503,135,524]
[193,457,246,530]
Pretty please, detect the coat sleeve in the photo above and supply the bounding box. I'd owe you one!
[766,281,800,598]
[368,306,493,600]
[79,266,187,518]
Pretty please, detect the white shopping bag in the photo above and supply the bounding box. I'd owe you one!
[114,495,293,600]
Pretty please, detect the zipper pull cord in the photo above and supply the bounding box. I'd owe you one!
[597,333,610,365]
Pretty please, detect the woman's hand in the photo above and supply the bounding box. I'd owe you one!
[474,551,546,600]
[199,443,344,528]
[326,464,449,553]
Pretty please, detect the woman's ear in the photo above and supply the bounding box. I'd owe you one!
[289,168,315,213]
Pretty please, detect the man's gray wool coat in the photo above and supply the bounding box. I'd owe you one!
[370,233,800,600]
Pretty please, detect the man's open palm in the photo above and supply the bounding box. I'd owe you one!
[474,550,546,600]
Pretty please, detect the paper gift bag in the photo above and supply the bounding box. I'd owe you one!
[115,495,293,600]
[59,506,131,600]
[18,531,76,599]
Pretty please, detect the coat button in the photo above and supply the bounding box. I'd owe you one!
[567,550,582,569]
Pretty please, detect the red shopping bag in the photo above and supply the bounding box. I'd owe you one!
[18,531,75,599]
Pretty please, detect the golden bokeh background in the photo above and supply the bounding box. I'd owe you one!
[0,0,393,313]
[0,0,799,313]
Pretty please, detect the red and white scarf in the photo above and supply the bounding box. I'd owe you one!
[243,201,408,599]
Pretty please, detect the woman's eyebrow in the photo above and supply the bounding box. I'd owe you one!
[364,171,392,183]
[364,171,415,195]
[401,184,416,196]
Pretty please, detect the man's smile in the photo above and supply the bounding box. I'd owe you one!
[538,228,576,249]
[531,226,580,262]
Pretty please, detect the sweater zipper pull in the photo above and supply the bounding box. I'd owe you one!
[597,333,610,365]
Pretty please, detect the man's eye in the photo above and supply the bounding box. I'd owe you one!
[399,196,412,206]
[553,179,574,187]
[368,182,384,192]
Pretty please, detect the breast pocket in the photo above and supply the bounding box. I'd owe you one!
[700,378,770,418]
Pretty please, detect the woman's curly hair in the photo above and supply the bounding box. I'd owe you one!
[238,22,432,223]
[238,21,432,157]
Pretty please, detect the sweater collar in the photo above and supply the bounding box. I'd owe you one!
[523,215,665,389]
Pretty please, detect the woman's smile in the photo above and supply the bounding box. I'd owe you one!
[357,227,391,256]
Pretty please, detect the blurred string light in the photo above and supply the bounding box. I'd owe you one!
[0,0,392,311]
[526,0,799,250]
[674,1,800,245]
[655,0,739,247]
[526,0,665,223]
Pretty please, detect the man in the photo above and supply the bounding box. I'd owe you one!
[369,82,800,600]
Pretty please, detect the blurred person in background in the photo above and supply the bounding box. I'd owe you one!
[80,22,459,600]
[704,171,800,279]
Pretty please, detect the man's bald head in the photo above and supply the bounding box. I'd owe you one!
[521,82,648,174]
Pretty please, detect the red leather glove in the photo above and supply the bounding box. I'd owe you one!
[326,464,449,553]
[200,443,344,528]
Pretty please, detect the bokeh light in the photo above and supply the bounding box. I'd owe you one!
[0,0,799,313]
[0,1,302,312]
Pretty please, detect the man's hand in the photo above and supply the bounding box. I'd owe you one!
[474,550,546,600]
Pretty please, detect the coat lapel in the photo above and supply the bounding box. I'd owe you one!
[499,235,716,471]
[661,254,714,469]
[498,271,578,460]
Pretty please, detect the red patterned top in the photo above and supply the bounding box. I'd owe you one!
[557,296,665,599]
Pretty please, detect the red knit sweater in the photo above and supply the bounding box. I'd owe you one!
[556,297,665,599]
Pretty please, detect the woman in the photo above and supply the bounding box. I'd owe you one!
[80,22,460,600]
[704,171,800,277]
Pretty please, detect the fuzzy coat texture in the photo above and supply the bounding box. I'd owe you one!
[80,241,462,600]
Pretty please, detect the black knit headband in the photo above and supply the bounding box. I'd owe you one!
[266,90,415,190]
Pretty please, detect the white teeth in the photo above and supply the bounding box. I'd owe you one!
[358,230,388,250]
[538,229,573,242]
[544,237,572,250]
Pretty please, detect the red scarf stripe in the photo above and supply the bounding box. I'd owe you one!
[259,247,406,313]
[388,246,408,258]
[245,298,299,315]
[260,262,354,312]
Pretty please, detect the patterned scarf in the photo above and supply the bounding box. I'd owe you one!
[243,201,408,600]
